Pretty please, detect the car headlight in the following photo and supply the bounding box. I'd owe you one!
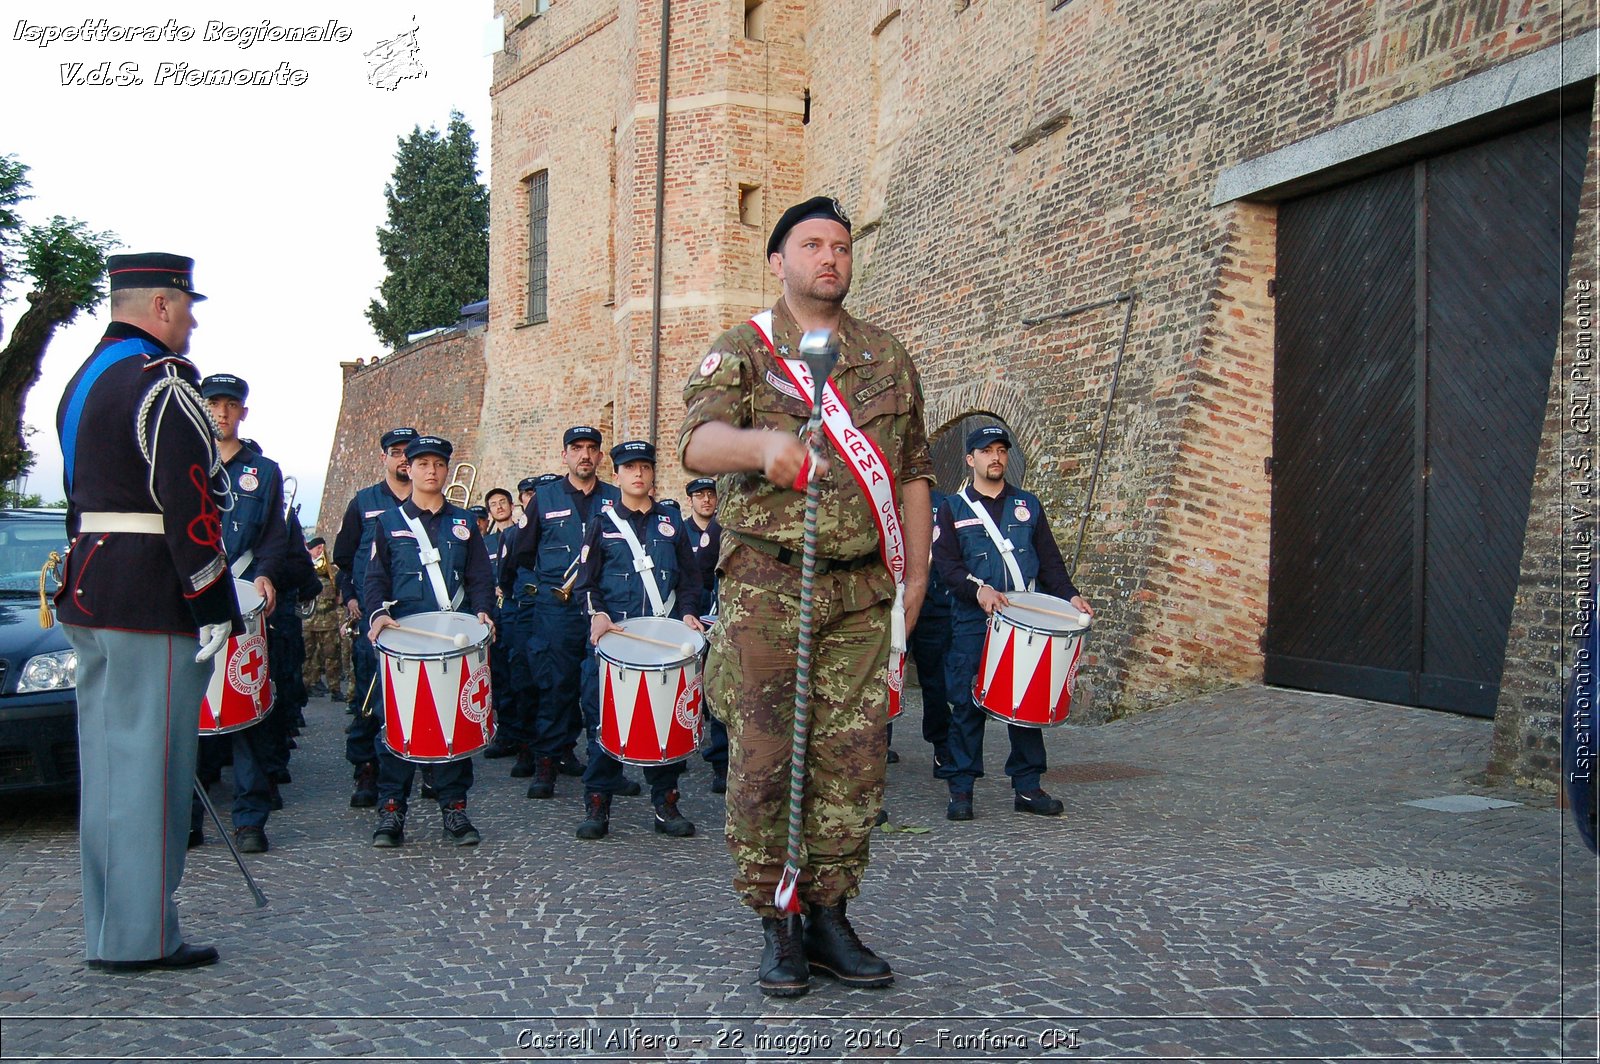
[16,649,77,692]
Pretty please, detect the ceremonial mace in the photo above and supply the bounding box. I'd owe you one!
[774,328,840,915]
[193,780,268,908]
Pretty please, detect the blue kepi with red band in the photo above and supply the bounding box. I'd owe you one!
[106,252,206,301]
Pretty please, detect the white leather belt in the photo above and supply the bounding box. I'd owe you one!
[78,512,164,534]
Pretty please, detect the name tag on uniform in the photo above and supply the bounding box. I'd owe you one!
[954,518,983,529]
[364,509,386,519]
[602,531,626,540]
[389,529,416,539]
[544,508,572,519]
[765,370,804,402]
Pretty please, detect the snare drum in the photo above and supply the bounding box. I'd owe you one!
[375,612,494,763]
[595,617,707,766]
[199,579,273,734]
[973,591,1090,728]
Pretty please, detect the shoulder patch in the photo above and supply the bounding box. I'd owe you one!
[700,351,723,377]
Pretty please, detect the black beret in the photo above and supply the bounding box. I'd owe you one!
[686,477,717,495]
[610,440,656,466]
[380,427,419,451]
[766,195,852,258]
[966,425,1013,452]
[307,536,326,549]
[405,435,452,461]
[199,374,247,401]
[107,252,206,301]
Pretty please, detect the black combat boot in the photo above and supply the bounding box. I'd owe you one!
[509,744,536,778]
[350,761,378,808]
[575,793,610,839]
[758,915,809,997]
[525,757,557,799]
[803,900,893,988]
[652,790,695,837]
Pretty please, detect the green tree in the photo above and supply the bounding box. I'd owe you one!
[365,111,490,349]
[0,155,117,483]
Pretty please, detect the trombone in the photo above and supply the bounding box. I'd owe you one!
[443,462,478,509]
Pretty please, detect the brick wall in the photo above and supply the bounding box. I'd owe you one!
[318,326,486,541]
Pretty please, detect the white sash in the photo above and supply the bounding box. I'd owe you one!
[749,311,908,659]
[603,507,677,618]
[229,549,255,580]
[961,490,1031,592]
[402,510,465,612]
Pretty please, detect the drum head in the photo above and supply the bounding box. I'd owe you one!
[597,616,706,668]
[233,577,263,615]
[1000,591,1089,634]
[375,611,491,657]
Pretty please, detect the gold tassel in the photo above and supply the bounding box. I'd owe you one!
[38,550,61,629]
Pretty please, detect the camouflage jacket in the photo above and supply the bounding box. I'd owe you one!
[679,298,933,604]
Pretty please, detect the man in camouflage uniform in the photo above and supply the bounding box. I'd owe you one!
[680,195,933,998]
[302,537,347,700]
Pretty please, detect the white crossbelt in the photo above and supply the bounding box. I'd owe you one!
[78,511,164,535]
[402,510,465,612]
[962,491,1031,593]
[229,549,255,579]
[603,507,676,618]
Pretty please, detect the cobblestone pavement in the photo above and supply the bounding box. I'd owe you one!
[0,685,1595,1063]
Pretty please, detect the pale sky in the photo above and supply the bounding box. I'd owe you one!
[1,1,496,525]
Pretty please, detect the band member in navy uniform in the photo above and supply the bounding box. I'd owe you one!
[510,427,624,801]
[479,487,518,756]
[364,435,496,847]
[488,476,542,772]
[187,375,289,854]
[54,251,239,971]
[907,488,956,772]
[331,427,417,807]
[684,476,728,792]
[932,426,1092,821]
[571,441,706,839]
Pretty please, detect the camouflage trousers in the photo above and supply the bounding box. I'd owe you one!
[303,627,348,700]
[705,571,890,917]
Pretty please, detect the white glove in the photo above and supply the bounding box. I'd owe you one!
[196,622,231,663]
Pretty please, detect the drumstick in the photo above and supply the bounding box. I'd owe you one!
[387,623,470,648]
[1015,603,1092,626]
[610,627,696,657]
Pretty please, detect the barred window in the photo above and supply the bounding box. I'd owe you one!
[526,170,549,324]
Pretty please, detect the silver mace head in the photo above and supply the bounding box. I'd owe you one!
[797,329,840,408]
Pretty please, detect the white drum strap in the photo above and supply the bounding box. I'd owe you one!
[402,510,466,612]
[229,549,255,579]
[604,507,675,618]
[962,491,1030,593]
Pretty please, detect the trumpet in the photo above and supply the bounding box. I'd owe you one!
[550,554,582,603]
[443,462,478,509]
[283,475,298,517]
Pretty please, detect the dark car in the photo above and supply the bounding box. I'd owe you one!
[0,509,77,794]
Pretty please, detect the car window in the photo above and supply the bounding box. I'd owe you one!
[0,515,69,594]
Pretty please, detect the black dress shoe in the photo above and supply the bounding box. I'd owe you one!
[759,915,809,997]
[886,748,899,764]
[803,900,892,987]
[1013,788,1064,816]
[615,777,642,797]
[235,826,268,854]
[187,824,203,849]
[558,751,586,777]
[947,791,974,821]
[482,737,518,759]
[88,943,220,972]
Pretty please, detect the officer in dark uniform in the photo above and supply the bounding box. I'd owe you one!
[933,426,1092,821]
[907,488,956,772]
[488,475,544,772]
[330,426,417,807]
[510,428,624,801]
[478,488,517,753]
[260,491,322,794]
[190,375,290,855]
[684,476,728,792]
[54,251,238,970]
[570,441,705,840]
[363,435,496,847]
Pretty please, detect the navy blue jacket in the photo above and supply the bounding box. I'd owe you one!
[220,446,288,586]
[932,483,1078,607]
[573,502,703,622]
[362,498,495,621]
[333,481,406,604]
[508,477,621,601]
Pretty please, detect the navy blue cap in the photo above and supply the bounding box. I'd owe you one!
[564,425,602,447]
[966,425,1013,452]
[405,435,452,461]
[516,477,540,494]
[107,252,206,301]
[767,195,852,257]
[610,440,656,466]
[686,477,717,495]
[469,504,488,517]
[536,473,562,484]
[659,498,681,510]
[307,536,326,549]
[199,374,247,401]
[380,427,419,451]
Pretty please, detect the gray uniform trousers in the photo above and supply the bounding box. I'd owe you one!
[65,625,208,962]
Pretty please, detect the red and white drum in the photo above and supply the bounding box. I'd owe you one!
[595,617,706,766]
[973,591,1090,728]
[375,611,494,763]
[199,579,273,735]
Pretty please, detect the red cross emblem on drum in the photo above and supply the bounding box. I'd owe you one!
[227,634,269,698]
[459,664,492,725]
